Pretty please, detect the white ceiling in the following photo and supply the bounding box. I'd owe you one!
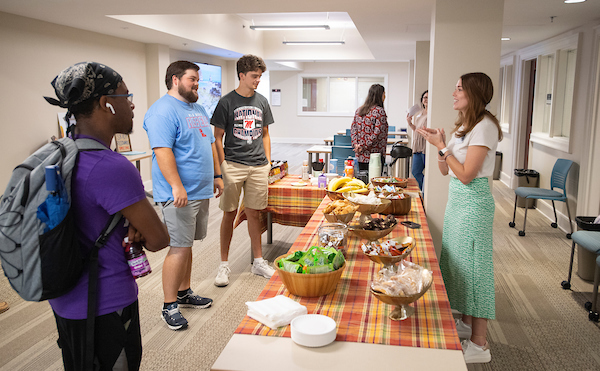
[1,0,599,66]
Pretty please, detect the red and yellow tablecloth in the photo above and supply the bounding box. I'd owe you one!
[235,179,461,350]
[234,175,327,232]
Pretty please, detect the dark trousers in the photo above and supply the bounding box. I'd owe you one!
[54,300,142,371]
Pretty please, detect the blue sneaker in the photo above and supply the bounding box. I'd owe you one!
[161,303,188,331]
[177,290,213,309]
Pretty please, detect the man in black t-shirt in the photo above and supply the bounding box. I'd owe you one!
[210,55,275,287]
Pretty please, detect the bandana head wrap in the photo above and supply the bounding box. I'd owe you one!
[44,62,123,135]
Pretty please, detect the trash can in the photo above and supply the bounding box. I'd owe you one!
[493,152,502,180]
[575,216,600,281]
[389,143,412,178]
[514,169,539,208]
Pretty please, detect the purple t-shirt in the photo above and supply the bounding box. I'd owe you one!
[49,137,146,319]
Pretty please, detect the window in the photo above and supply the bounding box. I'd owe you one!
[299,75,387,116]
[497,64,513,132]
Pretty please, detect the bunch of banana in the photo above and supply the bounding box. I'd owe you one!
[328,177,369,194]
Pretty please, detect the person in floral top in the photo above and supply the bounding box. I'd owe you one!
[350,84,389,172]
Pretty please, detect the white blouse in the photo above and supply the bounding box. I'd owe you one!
[447,116,499,179]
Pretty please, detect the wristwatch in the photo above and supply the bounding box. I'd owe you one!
[438,147,449,157]
[214,174,222,179]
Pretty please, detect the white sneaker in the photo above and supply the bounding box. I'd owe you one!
[214,265,231,287]
[251,259,275,279]
[462,340,491,364]
[455,318,472,339]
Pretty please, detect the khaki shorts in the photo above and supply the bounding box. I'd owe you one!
[219,161,270,212]
[161,199,209,247]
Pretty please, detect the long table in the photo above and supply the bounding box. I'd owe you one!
[213,179,466,370]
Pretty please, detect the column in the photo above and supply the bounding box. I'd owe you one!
[424,0,504,256]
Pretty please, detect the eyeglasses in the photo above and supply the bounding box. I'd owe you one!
[108,94,134,104]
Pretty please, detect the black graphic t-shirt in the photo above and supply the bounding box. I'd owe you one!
[210,90,274,166]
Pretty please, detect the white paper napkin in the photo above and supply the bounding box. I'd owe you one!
[246,295,308,329]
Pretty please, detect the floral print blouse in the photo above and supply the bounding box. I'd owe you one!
[350,105,388,163]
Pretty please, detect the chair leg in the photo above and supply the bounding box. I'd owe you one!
[551,200,558,228]
[565,200,573,239]
[588,265,600,322]
[519,201,528,236]
[509,194,518,228]
[561,240,577,289]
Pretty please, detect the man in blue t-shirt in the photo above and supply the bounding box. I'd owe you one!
[44,62,169,370]
[144,61,223,330]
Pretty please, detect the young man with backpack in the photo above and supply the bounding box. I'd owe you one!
[43,62,169,370]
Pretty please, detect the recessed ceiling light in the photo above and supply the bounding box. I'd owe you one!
[564,0,585,3]
[250,25,330,31]
[501,37,511,41]
[282,41,345,45]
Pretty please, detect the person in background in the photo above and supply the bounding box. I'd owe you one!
[350,84,388,172]
[418,72,502,364]
[144,61,223,331]
[406,90,428,190]
[44,62,170,370]
[211,54,275,287]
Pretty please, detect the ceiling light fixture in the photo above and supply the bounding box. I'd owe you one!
[501,37,511,41]
[250,25,330,31]
[283,41,345,45]
[564,0,585,3]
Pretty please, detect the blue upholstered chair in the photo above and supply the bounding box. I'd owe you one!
[509,159,574,239]
[333,134,352,147]
[561,230,600,322]
[331,146,355,174]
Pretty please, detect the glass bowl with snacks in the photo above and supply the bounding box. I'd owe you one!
[361,236,414,271]
[347,215,398,242]
[323,199,358,225]
[370,260,433,320]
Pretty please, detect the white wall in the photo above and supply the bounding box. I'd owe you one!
[268,62,410,143]
[0,12,238,189]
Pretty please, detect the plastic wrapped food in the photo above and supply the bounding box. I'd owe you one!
[361,239,411,256]
[277,246,345,275]
[371,260,432,296]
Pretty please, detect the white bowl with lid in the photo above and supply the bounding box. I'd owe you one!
[290,314,337,347]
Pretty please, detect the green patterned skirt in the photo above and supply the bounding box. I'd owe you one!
[440,177,495,319]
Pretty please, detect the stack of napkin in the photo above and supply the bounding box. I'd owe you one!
[246,295,307,329]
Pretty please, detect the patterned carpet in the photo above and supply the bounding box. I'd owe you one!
[0,143,599,370]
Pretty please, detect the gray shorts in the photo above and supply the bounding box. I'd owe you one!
[161,199,209,247]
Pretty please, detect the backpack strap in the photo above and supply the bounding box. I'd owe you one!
[84,212,123,370]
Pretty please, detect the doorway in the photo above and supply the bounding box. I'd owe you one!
[523,58,536,168]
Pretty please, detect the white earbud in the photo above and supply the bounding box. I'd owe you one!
[105,103,116,115]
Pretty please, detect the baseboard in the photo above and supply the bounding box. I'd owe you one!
[271,137,323,144]
[535,199,575,235]
[499,170,511,187]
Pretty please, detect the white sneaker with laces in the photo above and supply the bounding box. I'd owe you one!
[455,318,472,338]
[462,340,491,364]
[251,259,275,278]
[214,265,231,287]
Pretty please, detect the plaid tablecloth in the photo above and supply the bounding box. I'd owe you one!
[234,175,327,232]
[235,179,461,350]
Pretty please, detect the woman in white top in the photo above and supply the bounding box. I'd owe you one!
[418,72,502,364]
[406,90,428,190]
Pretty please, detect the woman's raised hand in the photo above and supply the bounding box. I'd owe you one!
[417,127,446,149]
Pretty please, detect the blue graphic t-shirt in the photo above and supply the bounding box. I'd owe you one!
[210,90,274,166]
[143,94,215,202]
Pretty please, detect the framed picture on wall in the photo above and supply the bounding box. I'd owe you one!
[114,134,132,153]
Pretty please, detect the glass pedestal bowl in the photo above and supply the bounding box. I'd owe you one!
[370,273,432,321]
[362,236,415,272]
